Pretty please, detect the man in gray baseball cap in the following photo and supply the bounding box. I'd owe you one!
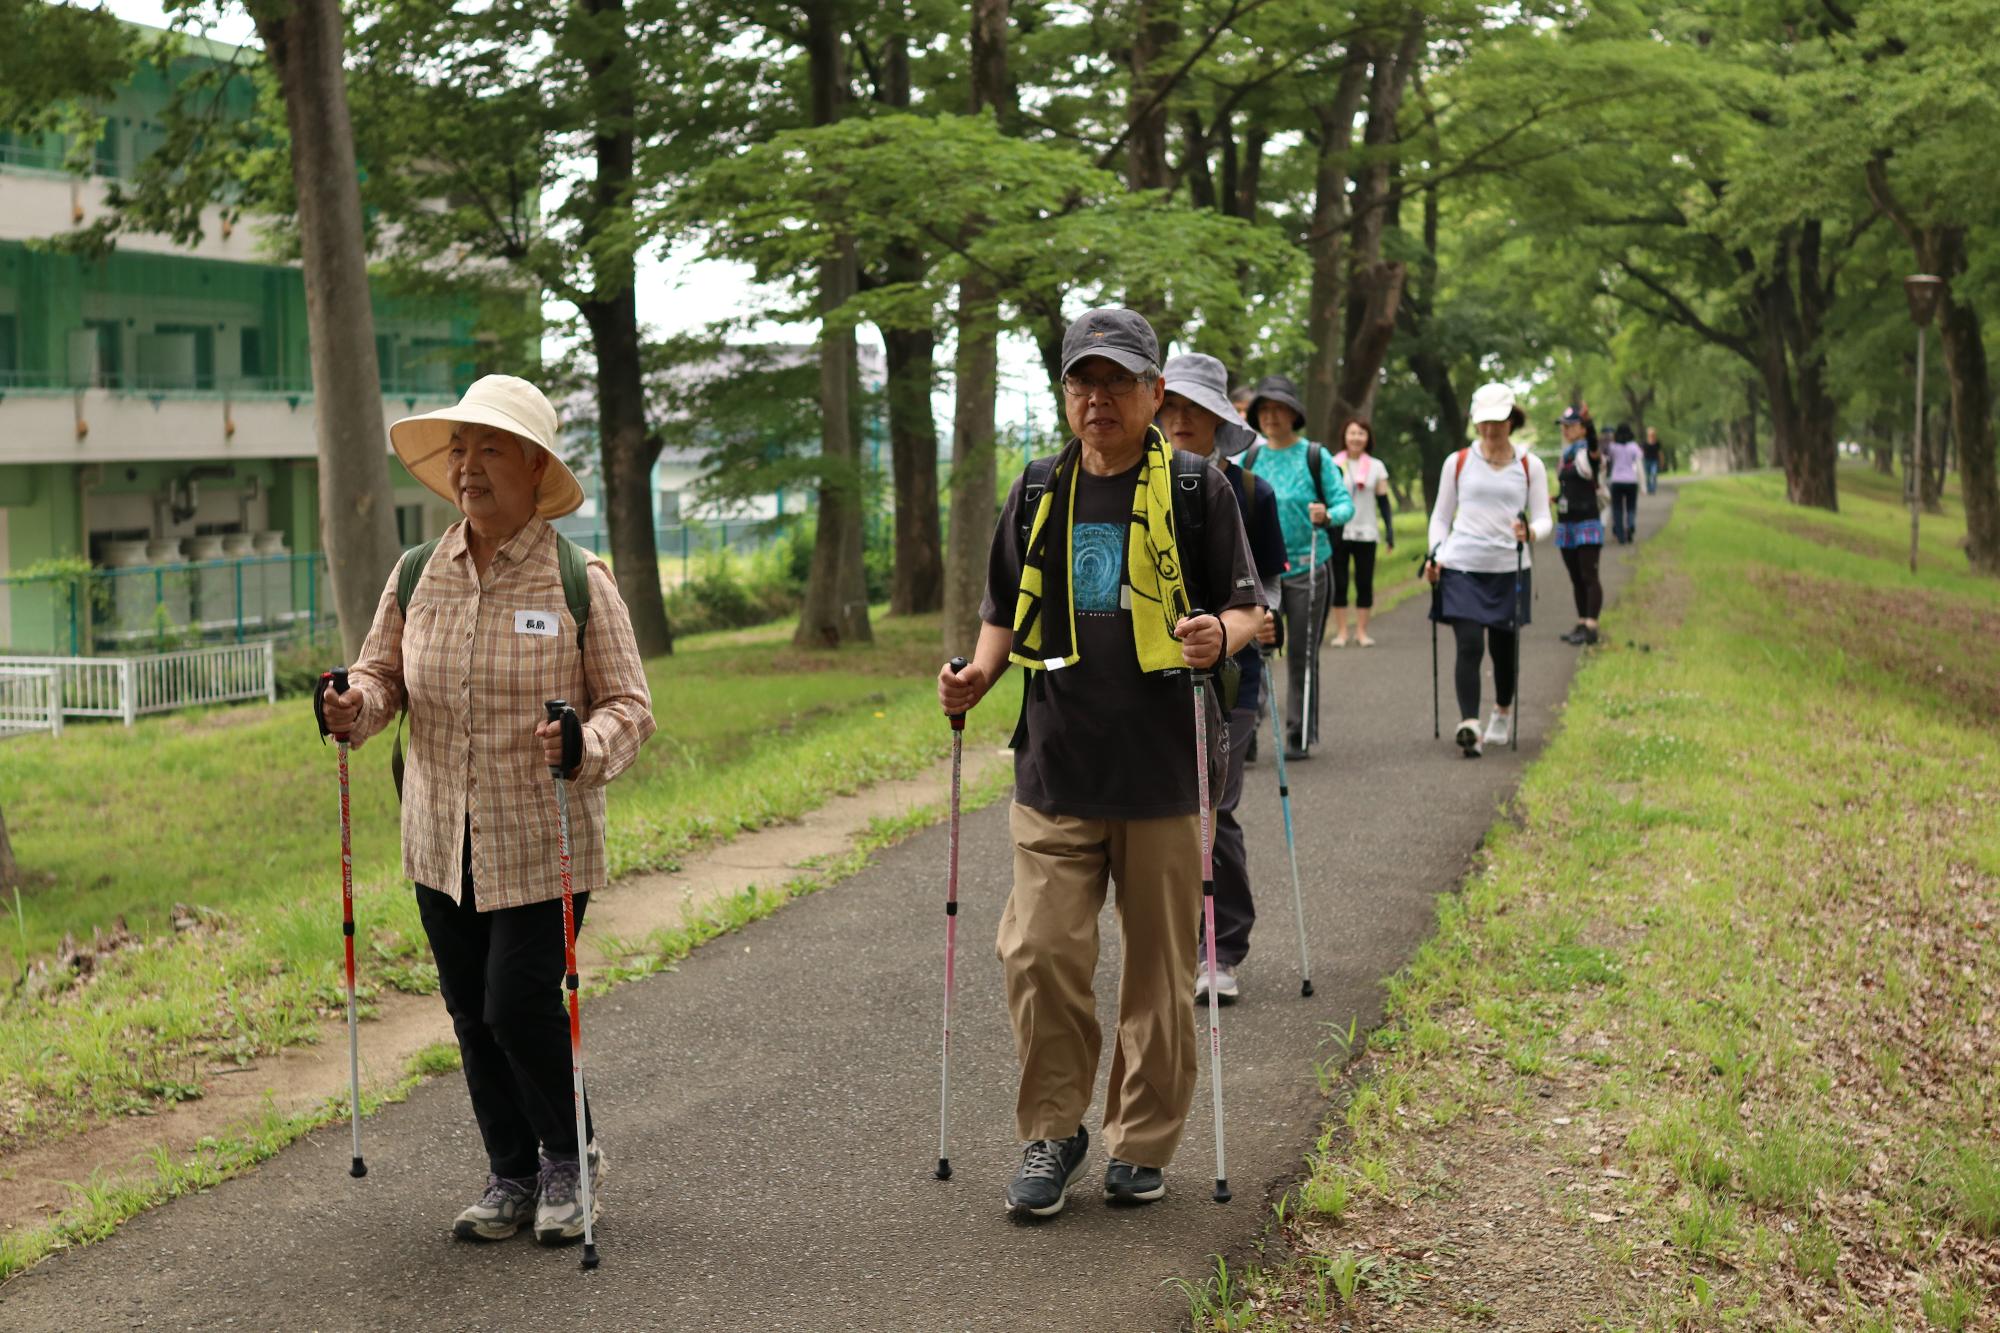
[936,308,1261,1218]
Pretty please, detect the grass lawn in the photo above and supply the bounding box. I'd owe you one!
[0,611,1008,1149]
[1178,469,2000,1330]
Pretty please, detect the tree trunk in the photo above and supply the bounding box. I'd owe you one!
[1303,54,1370,446]
[1937,287,1998,569]
[255,0,399,663]
[884,322,943,614]
[1326,20,1421,439]
[572,0,671,657]
[582,293,671,656]
[942,0,1011,657]
[795,4,872,648]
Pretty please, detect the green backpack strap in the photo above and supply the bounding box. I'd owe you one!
[395,538,442,618]
[554,532,592,650]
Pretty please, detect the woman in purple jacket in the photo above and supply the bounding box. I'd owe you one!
[1605,425,1644,544]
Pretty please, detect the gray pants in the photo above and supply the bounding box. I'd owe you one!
[1279,570,1329,751]
[1202,702,1258,968]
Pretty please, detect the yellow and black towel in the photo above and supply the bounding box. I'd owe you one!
[1009,426,1191,674]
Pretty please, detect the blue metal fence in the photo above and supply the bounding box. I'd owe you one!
[0,553,335,656]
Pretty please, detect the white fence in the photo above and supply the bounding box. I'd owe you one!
[0,667,64,739]
[0,641,275,732]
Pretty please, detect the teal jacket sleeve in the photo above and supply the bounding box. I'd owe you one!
[1321,452,1355,528]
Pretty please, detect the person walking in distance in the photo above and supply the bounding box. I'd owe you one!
[1326,418,1394,648]
[1605,425,1644,543]
[1640,425,1663,495]
[316,377,656,1246]
[1159,353,1286,1006]
[936,309,1261,1217]
[1553,407,1606,646]
[1239,375,1352,760]
[1424,383,1552,758]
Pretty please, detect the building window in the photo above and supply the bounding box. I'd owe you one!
[395,504,426,547]
[238,327,264,384]
[0,313,16,381]
[148,324,216,390]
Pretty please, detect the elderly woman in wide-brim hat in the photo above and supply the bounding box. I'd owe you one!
[316,375,655,1248]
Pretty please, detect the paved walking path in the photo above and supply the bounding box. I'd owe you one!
[1,490,1676,1332]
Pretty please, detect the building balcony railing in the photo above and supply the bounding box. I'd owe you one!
[0,369,463,401]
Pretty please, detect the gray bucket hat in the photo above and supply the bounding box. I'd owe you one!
[1245,374,1308,434]
[1161,354,1257,457]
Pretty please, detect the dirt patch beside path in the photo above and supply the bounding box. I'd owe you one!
[0,744,1011,1242]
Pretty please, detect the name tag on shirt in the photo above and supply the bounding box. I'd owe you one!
[515,610,559,637]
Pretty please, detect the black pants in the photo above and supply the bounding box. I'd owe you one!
[1279,571,1328,749]
[1559,544,1603,620]
[1203,703,1258,967]
[1609,483,1639,541]
[1452,620,1518,720]
[1330,537,1378,609]
[417,832,593,1180]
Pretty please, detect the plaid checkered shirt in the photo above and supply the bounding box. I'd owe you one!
[344,516,655,908]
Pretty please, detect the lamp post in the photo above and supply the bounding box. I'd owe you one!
[1903,274,1944,573]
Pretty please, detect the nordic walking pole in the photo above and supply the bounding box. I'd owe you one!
[1426,551,1440,741]
[936,656,968,1182]
[1511,540,1524,753]
[1264,656,1312,998]
[1301,532,1318,756]
[544,700,598,1272]
[315,668,366,1179]
[1184,611,1230,1203]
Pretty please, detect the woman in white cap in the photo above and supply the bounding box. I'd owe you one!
[1423,383,1551,758]
[316,375,656,1247]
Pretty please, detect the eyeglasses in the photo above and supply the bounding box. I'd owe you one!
[1062,372,1150,398]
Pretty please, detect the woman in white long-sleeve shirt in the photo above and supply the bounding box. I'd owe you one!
[1423,382,1553,758]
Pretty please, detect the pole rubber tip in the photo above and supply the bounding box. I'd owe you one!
[935,1158,952,1181]
[350,1157,367,1178]
[1213,1179,1232,1204]
[1301,979,1314,998]
[580,1245,600,1272]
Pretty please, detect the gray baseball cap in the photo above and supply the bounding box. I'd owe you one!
[1161,353,1257,456]
[1060,307,1161,379]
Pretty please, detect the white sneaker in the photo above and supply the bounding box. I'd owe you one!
[1194,961,1241,1005]
[1484,710,1513,747]
[1454,718,1482,758]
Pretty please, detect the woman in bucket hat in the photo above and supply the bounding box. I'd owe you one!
[1236,375,1351,760]
[1423,382,1551,758]
[316,375,656,1247]
[1160,353,1287,1005]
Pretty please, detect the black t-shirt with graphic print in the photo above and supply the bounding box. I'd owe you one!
[979,458,1258,820]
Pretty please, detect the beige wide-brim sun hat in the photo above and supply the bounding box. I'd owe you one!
[389,375,585,520]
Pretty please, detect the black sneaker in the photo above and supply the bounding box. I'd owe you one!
[1560,625,1587,645]
[1006,1127,1089,1218]
[1582,626,1600,646]
[1104,1159,1165,1205]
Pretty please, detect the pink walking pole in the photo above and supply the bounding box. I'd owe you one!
[1188,617,1231,1204]
[936,656,968,1181]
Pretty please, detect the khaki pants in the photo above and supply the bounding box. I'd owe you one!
[997,802,1202,1168]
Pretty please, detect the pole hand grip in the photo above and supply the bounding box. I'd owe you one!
[946,657,968,729]
[316,666,350,742]
[544,699,583,780]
